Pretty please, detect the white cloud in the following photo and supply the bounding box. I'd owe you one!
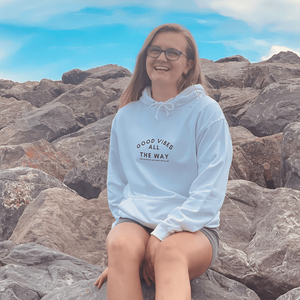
[193,0,300,34]
[0,0,198,26]
[1,0,299,35]
[261,45,300,60]
[0,39,22,63]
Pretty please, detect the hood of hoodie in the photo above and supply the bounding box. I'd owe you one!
[139,84,207,120]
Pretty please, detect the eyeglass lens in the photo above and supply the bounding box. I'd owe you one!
[147,47,181,61]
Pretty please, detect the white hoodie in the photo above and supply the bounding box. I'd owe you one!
[107,84,232,241]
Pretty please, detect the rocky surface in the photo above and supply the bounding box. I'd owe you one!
[1,52,300,299]
[229,132,283,187]
[0,140,75,182]
[0,96,34,130]
[0,102,81,146]
[0,242,104,299]
[240,78,300,136]
[281,122,300,190]
[0,167,72,241]
[276,287,300,300]
[212,180,300,300]
[0,242,260,300]
[52,114,113,199]
[10,188,114,267]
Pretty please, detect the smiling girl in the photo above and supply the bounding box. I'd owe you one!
[95,23,232,300]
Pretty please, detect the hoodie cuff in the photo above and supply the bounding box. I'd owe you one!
[151,224,171,241]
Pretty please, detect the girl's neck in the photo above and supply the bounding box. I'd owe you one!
[151,83,178,102]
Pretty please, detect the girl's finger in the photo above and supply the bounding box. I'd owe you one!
[142,263,151,286]
[94,268,108,289]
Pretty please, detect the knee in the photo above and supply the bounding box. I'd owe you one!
[154,239,186,267]
[107,235,146,265]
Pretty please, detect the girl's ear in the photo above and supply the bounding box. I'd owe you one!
[185,59,194,74]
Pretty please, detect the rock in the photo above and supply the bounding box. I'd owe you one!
[0,240,15,260]
[52,78,116,125]
[0,241,259,300]
[240,78,300,136]
[0,79,15,91]
[0,242,103,299]
[0,96,34,130]
[281,122,300,190]
[217,87,260,120]
[9,188,113,267]
[88,64,131,81]
[200,59,250,89]
[34,79,73,98]
[190,269,260,300]
[229,126,255,146]
[1,81,39,100]
[276,287,300,300]
[215,55,250,63]
[244,62,300,90]
[62,68,91,85]
[266,51,300,64]
[42,269,259,300]
[53,114,113,199]
[18,90,55,107]
[229,133,282,187]
[0,139,75,182]
[212,180,300,300]
[0,102,81,146]
[0,167,72,241]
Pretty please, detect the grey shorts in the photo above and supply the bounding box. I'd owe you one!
[116,217,219,267]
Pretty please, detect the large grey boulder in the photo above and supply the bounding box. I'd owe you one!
[61,64,131,86]
[267,51,300,64]
[0,167,72,241]
[244,52,300,89]
[217,87,260,120]
[0,242,259,300]
[212,180,300,300]
[0,102,81,146]
[52,78,114,125]
[42,269,260,300]
[0,242,103,299]
[281,122,300,190]
[10,188,114,267]
[276,287,300,300]
[0,139,75,182]
[53,114,113,199]
[229,132,282,187]
[240,78,300,137]
[0,79,15,92]
[34,78,74,98]
[0,96,34,130]
[1,81,39,100]
[200,58,250,89]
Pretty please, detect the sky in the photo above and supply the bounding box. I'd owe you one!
[0,0,300,83]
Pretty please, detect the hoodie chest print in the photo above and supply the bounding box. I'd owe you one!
[137,138,173,162]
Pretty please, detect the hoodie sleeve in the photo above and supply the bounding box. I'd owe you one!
[151,117,233,241]
[107,116,128,227]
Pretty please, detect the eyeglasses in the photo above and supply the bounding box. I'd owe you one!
[146,46,188,61]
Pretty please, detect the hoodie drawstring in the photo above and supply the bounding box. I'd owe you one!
[149,101,175,120]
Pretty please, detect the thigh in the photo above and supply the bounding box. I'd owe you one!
[158,230,213,280]
[106,222,151,267]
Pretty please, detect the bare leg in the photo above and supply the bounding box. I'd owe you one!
[106,222,150,300]
[154,231,212,300]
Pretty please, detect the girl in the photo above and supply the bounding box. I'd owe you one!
[95,23,232,300]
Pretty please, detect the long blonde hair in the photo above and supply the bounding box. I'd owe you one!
[120,23,208,107]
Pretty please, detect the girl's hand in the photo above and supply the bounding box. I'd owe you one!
[143,235,161,286]
[94,267,108,289]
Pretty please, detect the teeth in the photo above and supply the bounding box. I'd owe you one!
[155,66,169,71]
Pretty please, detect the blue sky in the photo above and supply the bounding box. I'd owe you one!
[0,0,299,83]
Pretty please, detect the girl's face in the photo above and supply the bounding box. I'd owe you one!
[146,31,193,92]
